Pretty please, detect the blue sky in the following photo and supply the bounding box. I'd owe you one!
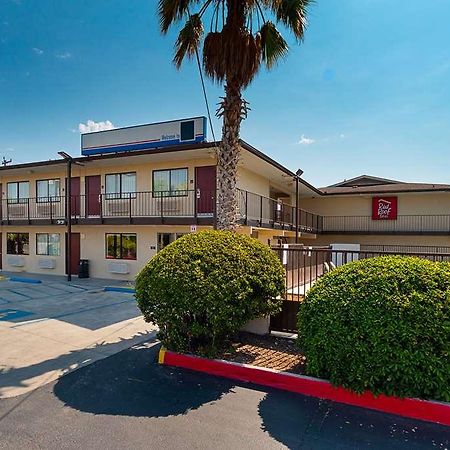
[1,0,449,187]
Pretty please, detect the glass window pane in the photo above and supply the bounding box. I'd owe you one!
[7,233,18,254]
[37,181,48,200]
[48,234,60,256]
[21,233,30,255]
[36,234,48,255]
[170,169,188,193]
[106,234,120,259]
[121,234,137,260]
[121,173,136,198]
[153,171,170,194]
[105,174,120,196]
[19,182,29,199]
[48,179,60,198]
[7,183,17,201]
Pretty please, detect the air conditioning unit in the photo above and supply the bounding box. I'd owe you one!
[162,198,182,214]
[104,200,129,216]
[107,262,130,274]
[36,203,52,218]
[38,259,56,269]
[7,204,27,218]
[7,256,25,267]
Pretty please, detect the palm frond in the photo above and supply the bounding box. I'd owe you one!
[159,0,202,34]
[173,14,204,68]
[259,21,288,69]
[262,0,312,40]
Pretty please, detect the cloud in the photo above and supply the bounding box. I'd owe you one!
[340,134,345,138]
[55,51,71,59]
[33,47,44,55]
[298,134,315,145]
[78,120,116,134]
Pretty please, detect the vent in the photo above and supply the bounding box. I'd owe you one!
[107,262,130,274]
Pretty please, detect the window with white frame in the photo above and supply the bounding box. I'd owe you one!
[7,181,29,204]
[36,233,61,256]
[105,172,136,199]
[36,179,61,202]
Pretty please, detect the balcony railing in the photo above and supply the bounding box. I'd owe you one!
[237,189,322,234]
[0,189,322,234]
[322,215,450,234]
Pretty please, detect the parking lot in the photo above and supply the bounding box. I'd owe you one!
[0,274,157,398]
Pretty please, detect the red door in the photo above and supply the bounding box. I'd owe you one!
[66,177,80,216]
[195,166,216,215]
[65,232,80,275]
[86,175,101,216]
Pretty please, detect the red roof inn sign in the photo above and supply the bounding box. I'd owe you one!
[372,197,398,220]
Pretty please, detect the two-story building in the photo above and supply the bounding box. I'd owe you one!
[2,117,450,281]
[299,175,450,253]
[0,117,321,280]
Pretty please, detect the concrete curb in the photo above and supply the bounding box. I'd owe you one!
[159,348,450,427]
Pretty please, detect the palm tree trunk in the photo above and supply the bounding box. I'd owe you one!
[216,80,243,231]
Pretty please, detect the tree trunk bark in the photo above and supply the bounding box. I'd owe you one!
[216,81,243,231]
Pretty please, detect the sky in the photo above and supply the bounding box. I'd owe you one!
[1,0,449,188]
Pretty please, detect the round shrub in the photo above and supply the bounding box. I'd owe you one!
[136,230,285,357]
[298,256,450,401]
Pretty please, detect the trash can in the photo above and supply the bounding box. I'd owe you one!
[78,259,90,278]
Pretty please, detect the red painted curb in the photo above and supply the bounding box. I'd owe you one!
[160,349,450,427]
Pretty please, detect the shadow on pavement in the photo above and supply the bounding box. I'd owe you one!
[258,385,450,449]
[54,343,235,418]
[53,343,450,448]
[1,331,156,397]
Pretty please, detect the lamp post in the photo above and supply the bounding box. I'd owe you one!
[58,151,73,281]
[294,169,304,244]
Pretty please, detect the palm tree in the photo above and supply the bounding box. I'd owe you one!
[158,0,312,230]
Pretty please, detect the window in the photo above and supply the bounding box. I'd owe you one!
[153,168,188,197]
[180,120,194,141]
[7,233,29,255]
[106,233,137,260]
[7,182,29,204]
[36,233,61,256]
[36,179,61,202]
[105,172,136,199]
[157,233,186,252]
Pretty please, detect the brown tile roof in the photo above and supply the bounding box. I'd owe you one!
[321,183,450,195]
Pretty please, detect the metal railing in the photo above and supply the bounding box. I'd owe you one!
[322,215,450,234]
[272,246,450,300]
[0,190,321,233]
[236,189,322,234]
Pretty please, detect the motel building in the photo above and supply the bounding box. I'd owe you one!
[1,116,450,281]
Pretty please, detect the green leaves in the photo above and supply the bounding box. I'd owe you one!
[135,230,285,357]
[259,21,289,69]
[298,256,450,402]
[174,13,204,68]
[264,0,312,40]
[158,0,201,34]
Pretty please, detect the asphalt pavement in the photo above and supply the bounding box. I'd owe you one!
[0,341,449,449]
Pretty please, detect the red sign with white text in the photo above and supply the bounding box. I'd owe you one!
[372,197,397,220]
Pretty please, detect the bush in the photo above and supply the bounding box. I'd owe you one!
[136,230,285,357]
[298,256,450,401]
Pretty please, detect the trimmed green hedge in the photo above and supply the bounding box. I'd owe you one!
[136,230,285,357]
[298,256,450,401]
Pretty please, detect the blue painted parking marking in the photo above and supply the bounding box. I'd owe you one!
[104,286,136,294]
[0,309,34,321]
